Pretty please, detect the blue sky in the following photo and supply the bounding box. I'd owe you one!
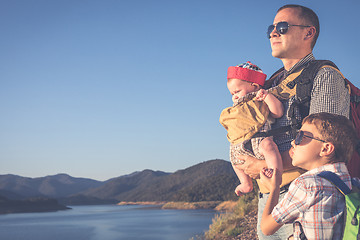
[1,0,359,181]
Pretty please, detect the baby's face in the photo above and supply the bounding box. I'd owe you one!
[227,78,258,103]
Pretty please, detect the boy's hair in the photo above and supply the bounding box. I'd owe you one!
[303,112,357,163]
[278,4,320,49]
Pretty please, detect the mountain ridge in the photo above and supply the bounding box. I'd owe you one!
[0,159,239,205]
[0,173,104,199]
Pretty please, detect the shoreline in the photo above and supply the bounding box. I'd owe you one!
[117,200,237,211]
[117,201,166,206]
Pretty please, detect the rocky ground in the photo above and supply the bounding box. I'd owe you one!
[233,209,258,240]
[226,211,258,240]
[201,209,258,240]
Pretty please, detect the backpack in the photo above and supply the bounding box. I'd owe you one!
[317,171,360,240]
[261,60,360,178]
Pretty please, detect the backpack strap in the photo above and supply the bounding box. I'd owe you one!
[293,221,308,240]
[252,60,342,140]
[291,60,340,118]
[263,67,284,90]
[317,171,351,195]
[251,122,300,138]
[318,171,360,239]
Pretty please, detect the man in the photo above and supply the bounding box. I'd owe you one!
[235,4,350,240]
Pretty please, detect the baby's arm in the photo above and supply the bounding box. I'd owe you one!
[255,89,283,118]
[260,137,283,174]
[232,164,253,196]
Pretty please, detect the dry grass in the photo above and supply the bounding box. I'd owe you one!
[214,201,238,211]
[162,201,221,210]
[204,194,258,240]
[117,201,166,206]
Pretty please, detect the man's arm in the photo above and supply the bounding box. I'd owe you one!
[309,67,349,118]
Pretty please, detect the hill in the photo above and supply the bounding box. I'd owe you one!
[0,195,70,214]
[0,159,239,205]
[0,173,104,199]
[66,159,239,203]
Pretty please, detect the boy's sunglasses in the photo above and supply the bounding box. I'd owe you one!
[267,21,311,39]
[294,130,326,145]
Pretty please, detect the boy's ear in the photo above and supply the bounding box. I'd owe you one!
[320,142,335,158]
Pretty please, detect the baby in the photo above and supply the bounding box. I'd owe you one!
[220,62,283,196]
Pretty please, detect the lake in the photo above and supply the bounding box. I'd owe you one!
[0,204,216,240]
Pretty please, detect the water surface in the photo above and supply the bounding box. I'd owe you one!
[0,204,215,240]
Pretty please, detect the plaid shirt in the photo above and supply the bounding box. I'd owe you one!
[272,163,351,240]
[271,53,350,152]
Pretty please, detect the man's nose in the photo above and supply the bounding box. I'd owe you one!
[269,28,280,38]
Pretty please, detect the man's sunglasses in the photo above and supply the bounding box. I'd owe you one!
[267,21,311,39]
[294,130,326,145]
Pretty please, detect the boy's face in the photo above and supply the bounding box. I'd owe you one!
[289,122,326,170]
[227,78,259,103]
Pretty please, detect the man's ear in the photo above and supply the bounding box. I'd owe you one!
[304,27,316,40]
[320,142,335,157]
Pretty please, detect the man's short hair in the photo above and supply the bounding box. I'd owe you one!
[303,112,357,163]
[278,4,320,49]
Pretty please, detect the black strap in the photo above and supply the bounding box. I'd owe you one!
[317,171,351,195]
[293,221,308,240]
[296,60,339,117]
[264,67,284,90]
[251,122,300,139]
[252,60,340,139]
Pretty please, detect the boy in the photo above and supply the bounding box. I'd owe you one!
[220,62,284,196]
[260,112,357,239]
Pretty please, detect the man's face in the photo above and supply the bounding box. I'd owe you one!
[269,8,309,59]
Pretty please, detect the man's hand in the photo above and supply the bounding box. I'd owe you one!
[233,154,267,179]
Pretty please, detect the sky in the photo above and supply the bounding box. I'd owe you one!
[1,0,359,181]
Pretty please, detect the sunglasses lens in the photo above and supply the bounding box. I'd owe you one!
[267,25,275,38]
[267,22,289,38]
[276,22,288,35]
[277,22,289,35]
[295,131,304,145]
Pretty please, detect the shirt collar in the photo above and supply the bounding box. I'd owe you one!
[305,162,349,176]
[285,52,315,76]
[272,53,315,86]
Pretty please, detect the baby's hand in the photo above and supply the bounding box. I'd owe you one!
[263,168,274,178]
[234,183,253,196]
[260,168,282,192]
[255,89,268,101]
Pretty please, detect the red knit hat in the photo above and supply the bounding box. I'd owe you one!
[227,61,267,86]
